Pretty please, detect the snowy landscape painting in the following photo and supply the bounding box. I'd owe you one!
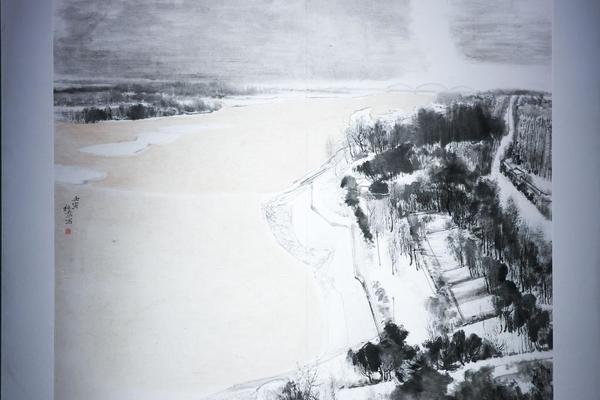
[54,1,553,399]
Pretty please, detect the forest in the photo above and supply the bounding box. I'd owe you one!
[510,96,552,180]
[321,93,553,399]
[346,101,506,158]
[346,95,552,300]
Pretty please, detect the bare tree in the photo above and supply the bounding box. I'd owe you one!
[370,120,388,154]
[446,229,467,269]
[278,368,320,400]
[346,121,370,157]
[388,232,400,275]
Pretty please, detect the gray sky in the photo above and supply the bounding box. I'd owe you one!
[54,0,552,87]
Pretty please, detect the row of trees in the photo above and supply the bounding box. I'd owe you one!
[348,323,418,383]
[278,321,551,400]
[347,322,501,384]
[54,80,257,107]
[341,176,373,241]
[345,102,505,158]
[512,96,552,180]
[390,361,552,400]
[345,322,551,400]
[356,143,419,183]
[59,98,219,123]
[422,330,500,371]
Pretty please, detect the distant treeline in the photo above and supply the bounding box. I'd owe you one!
[54,80,258,123]
[54,80,257,103]
[60,100,220,124]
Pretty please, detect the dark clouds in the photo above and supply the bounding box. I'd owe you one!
[447,0,552,65]
[54,0,551,82]
[55,0,416,81]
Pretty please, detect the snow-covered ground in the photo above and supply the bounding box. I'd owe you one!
[79,124,226,157]
[530,173,552,195]
[416,215,495,325]
[215,109,440,399]
[263,139,436,356]
[458,316,539,355]
[418,214,551,358]
[337,381,396,400]
[253,97,554,399]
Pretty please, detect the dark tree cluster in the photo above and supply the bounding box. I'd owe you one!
[346,322,551,400]
[61,99,218,123]
[493,284,553,349]
[392,357,452,400]
[391,153,476,217]
[383,155,553,348]
[80,107,111,123]
[347,323,498,385]
[369,180,389,197]
[345,99,504,159]
[347,322,419,383]
[511,96,552,180]
[390,361,552,400]
[341,176,373,241]
[415,103,505,147]
[390,155,552,304]
[53,80,251,123]
[54,80,255,106]
[450,363,553,400]
[422,330,500,371]
[356,143,420,182]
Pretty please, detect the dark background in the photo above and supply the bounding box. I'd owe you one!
[2,0,599,398]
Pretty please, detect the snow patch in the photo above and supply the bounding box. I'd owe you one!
[79,124,226,157]
[55,164,107,185]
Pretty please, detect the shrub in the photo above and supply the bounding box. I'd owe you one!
[369,180,389,197]
[356,143,418,181]
[82,107,110,123]
[453,367,524,400]
[349,342,382,383]
[355,207,373,242]
[341,176,359,207]
[391,357,452,400]
[127,103,147,120]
